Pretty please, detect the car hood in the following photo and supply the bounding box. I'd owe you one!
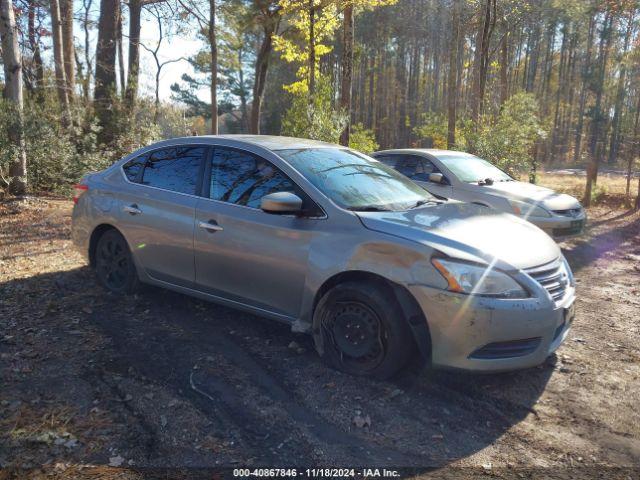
[357,203,559,270]
[462,180,580,210]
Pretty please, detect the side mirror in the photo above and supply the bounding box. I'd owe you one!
[429,172,444,184]
[260,191,303,214]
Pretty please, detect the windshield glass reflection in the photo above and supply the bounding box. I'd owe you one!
[277,148,435,211]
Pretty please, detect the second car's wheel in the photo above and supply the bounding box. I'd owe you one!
[94,229,138,294]
[312,281,414,379]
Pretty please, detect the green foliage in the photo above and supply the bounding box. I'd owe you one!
[349,123,379,153]
[413,113,448,149]
[0,98,81,193]
[101,97,163,160]
[0,93,196,195]
[462,93,548,176]
[171,73,213,118]
[281,75,347,142]
[591,183,608,204]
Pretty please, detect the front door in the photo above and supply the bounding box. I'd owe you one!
[194,146,321,320]
[117,145,207,287]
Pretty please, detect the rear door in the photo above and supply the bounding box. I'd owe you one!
[117,145,207,287]
[194,146,322,319]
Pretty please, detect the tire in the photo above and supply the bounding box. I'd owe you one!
[94,229,138,294]
[312,281,414,379]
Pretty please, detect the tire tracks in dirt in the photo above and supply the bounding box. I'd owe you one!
[91,296,426,466]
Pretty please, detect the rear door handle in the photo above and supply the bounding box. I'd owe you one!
[198,220,224,232]
[123,204,142,215]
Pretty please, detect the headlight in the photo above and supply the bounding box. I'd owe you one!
[559,255,574,287]
[509,199,551,218]
[432,258,528,298]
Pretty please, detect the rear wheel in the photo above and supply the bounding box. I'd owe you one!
[94,229,138,294]
[312,281,414,379]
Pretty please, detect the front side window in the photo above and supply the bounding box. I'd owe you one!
[277,148,434,211]
[140,146,205,195]
[210,148,295,209]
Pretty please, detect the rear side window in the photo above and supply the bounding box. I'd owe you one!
[140,146,205,195]
[210,147,295,209]
[122,155,146,182]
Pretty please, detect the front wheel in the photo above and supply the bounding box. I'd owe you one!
[94,229,138,294]
[312,281,414,379]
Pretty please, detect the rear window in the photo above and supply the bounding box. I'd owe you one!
[140,146,206,195]
[122,155,146,182]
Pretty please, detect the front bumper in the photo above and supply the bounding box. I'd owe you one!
[408,284,575,372]
[530,212,587,238]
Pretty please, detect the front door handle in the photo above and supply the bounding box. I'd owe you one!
[123,204,142,215]
[198,220,224,232]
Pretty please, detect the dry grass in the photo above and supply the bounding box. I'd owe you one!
[533,171,639,208]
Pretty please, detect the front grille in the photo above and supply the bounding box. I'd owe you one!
[469,338,542,359]
[525,258,569,302]
[552,207,582,217]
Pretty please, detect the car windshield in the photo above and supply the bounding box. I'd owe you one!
[437,154,512,183]
[277,148,435,211]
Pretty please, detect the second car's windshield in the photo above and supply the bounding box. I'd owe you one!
[277,148,435,211]
[437,154,512,183]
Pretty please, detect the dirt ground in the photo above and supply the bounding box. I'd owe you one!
[1,197,639,479]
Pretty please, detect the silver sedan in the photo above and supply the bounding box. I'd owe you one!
[372,149,586,238]
[72,135,575,378]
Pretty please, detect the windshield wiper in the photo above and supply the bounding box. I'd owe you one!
[347,205,393,212]
[409,199,440,209]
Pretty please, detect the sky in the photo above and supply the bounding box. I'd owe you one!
[136,15,206,101]
[62,6,208,102]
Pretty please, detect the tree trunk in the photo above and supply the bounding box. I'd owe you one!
[584,11,613,207]
[0,0,27,195]
[81,0,93,101]
[447,0,459,148]
[209,0,218,134]
[117,5,126,97]
[125,0,142,105]
[250,21,275,134]
[499,31,508,106]
[27,0,45,101]
[238,50,248,132]
[60,0,75,99]
[339,3,354,146]
[628,93,640,199]
[50,0,70,114]
[95,0,120,144]
[470,0,496,126]
[607,10,634,165]
[308,0,315,97]
[573,14,595,164]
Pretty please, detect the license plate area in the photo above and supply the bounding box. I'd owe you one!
[570,219,584,229]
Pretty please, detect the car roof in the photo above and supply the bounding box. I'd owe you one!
[168,134,339,151]
[373,148,475,159]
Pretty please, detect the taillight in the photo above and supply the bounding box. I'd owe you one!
[73,184,88,204]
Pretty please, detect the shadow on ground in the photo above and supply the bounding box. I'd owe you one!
[562,211,640,274]
[1,266,555,471]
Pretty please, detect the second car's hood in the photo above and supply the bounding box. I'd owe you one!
[462,180,580,210]
[357,203,559,270]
